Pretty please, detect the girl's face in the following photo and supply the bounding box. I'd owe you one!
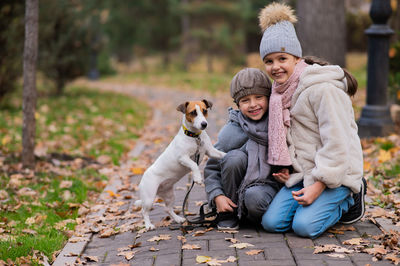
[263,52,300,84]
[238,94,268,121]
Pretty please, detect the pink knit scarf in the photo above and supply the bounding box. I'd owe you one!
[268,60,308,166]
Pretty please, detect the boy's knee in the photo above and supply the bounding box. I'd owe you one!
[221,150,247,172]
[244,188,268,219]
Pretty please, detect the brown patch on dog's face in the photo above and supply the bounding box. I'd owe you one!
[177,100,210,123]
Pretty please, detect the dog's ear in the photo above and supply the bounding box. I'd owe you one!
[177,102,189,113]
[202,99,213,109]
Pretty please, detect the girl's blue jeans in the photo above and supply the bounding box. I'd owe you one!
[261,182,354,239]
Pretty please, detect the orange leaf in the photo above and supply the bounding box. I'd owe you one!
[131,167,145,175]
[106,190,120,198]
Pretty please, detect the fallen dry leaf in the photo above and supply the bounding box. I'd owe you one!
[193,230,206,236]
[343,238,369,245]
[131,167,146,175]
[68,236,90,243]
[22,229,37,235]
[106,190,120,198]
[182,244,201,250]
[385,253,400,265]
[117,251,135,260]
[364,246,388,256]
[177,235,186,243]
[229,242,254,249]
[326,253,346,258]
[83,256,99,262]
[196,255,211,263]
[225,237,239,243]
[149,247,159,252]
[246,249,263,255]
[147,234,171,242]
[59,180,73,189]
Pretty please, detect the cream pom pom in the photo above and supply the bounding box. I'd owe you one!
[258,2,297,32]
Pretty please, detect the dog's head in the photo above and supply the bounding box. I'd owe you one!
[177,99,213,130]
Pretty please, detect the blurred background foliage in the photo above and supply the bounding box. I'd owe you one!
[0,0,399,104]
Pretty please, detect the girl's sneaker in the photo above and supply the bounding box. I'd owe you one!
[340,177,367,224]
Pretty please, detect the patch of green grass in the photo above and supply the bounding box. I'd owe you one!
[0,86,149,164]
[0,85,149,263]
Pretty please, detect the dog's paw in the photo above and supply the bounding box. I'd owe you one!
[145,223,156,230]
[174,216,186,224]
[194,178,204,186]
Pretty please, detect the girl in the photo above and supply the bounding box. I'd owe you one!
[258,2,365,239]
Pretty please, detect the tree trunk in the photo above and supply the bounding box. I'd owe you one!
[297,0,346,67]
[22,0,38,168]
[181,0,192,71]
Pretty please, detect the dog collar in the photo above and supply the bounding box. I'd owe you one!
[182,124,201,138]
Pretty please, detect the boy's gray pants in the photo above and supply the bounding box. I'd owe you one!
[220,149,279,222]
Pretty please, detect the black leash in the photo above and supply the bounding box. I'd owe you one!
[179,145,217,227]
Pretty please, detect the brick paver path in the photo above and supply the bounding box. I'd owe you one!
[54,81,392,266]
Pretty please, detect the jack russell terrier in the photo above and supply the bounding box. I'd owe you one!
[135,99,226,230]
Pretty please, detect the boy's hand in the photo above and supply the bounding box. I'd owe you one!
[214,195,237,213]
[272,168,290,183]
[291,181,326,205]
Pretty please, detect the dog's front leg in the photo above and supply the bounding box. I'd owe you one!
[178,155,203,185]
[203,136,226,159]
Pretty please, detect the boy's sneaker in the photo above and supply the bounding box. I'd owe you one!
[217,211,239,230]
[340,177,367,224]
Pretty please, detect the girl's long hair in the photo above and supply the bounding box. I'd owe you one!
[303,56,358,97]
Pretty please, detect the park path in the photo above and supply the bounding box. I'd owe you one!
[54,80,393,266]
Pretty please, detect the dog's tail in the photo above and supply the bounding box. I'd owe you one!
[134,200,142,207]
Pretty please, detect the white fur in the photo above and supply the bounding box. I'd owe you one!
[135,103,226,230]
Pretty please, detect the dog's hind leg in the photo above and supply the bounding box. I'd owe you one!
[139,181,157,230]
[158,184,186,224]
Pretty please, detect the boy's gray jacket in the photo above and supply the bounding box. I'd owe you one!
[204,108,248,204]
[286,64,363,193]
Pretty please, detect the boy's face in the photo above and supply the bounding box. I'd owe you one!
[263,52,300,84]
[238,94,268,121]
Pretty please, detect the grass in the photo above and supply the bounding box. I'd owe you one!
[1,86,149,164]
[0,85,149,263]
[104,70,233,95]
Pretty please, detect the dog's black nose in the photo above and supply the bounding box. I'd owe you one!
[201,121,207,129]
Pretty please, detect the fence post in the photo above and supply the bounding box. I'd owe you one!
[357,0,394,137]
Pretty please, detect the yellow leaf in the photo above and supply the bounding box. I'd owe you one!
[378,149,392,163]
[196,255,211,263]
[343,238,364,245]
[1,135,11,146]
[131,167,145,175]
[397,90,400,101]
[35,112,40,119]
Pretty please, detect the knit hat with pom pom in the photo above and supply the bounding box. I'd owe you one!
[259,2,302,60]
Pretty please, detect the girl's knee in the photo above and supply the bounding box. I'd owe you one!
[261,212,281,232]
[292,216,320,239]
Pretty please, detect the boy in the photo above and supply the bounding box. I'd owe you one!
[204,68,285,230]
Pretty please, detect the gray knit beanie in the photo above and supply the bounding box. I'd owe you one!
[230,68,271,104]
[258,3,302,60]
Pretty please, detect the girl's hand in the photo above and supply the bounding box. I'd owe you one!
[272,168,290,183]
[214,195,237,213]
[292,181,326,206]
